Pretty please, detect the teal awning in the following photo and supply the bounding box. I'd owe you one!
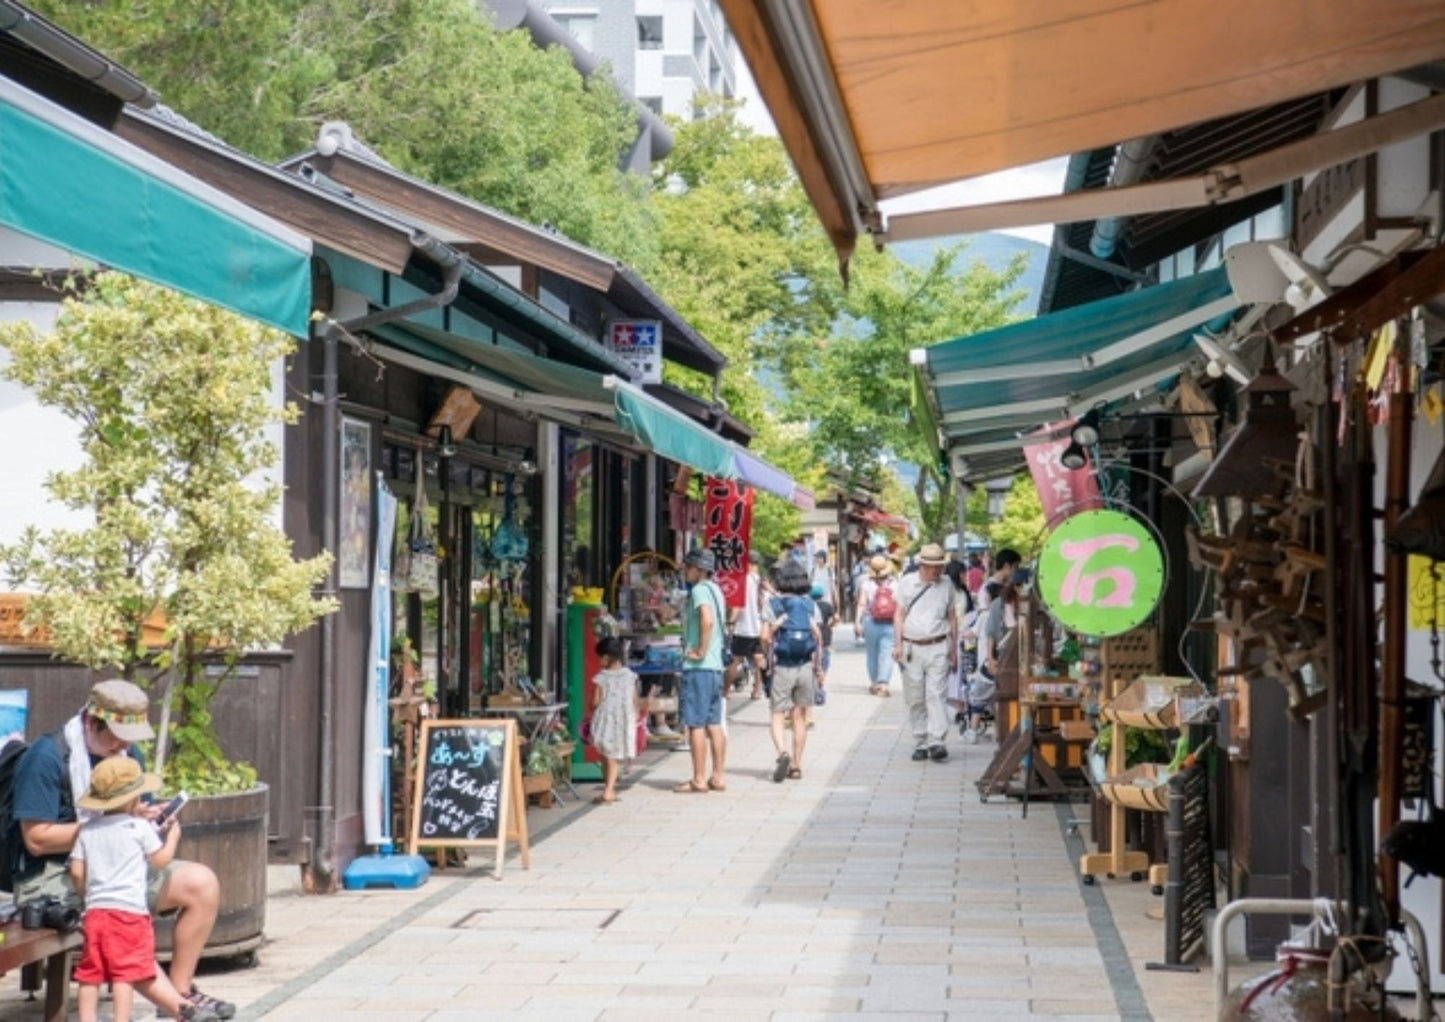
[0,77,311,337]
[610,379,737,479]
[374,322,812,505]
[912,267,1239,481]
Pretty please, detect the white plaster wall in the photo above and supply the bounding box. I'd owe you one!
[0,302,87,589]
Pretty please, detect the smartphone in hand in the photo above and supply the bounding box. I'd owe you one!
[154,792,188,828]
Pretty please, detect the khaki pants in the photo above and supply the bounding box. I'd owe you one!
[901,640,951,747]
[16,858,179,915]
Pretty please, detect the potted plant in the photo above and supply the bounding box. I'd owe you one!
[0,272,335,949]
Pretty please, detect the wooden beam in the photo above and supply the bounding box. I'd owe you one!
[114,115,415,275]
[1272,250,1444,344]
[312,153,617,293]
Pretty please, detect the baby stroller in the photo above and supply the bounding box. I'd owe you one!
[963,667,997,741]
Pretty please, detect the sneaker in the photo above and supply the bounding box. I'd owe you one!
[177,1006,221,1022]
[187,987,236,1021]
[929,745,949,762]
[911,748,929,762]
[962,727,979,744]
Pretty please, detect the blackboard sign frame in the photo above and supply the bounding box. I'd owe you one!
[407,718,531,878]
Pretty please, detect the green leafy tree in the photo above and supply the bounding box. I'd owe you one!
[32,0,658,268]
[792,244,1027,540]
[988,476,1047,556]
[0,274,336,794]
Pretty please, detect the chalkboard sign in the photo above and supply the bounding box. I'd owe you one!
[407,719,529,877]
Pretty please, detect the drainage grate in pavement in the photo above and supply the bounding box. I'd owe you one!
[451,908,620,931]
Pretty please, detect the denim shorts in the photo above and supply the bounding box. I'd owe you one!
[679,669,724,728]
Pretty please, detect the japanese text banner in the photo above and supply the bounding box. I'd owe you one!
[705,478,753,609]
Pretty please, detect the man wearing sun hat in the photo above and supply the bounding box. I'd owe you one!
[7,680,234,1020]
[893,543,959,762]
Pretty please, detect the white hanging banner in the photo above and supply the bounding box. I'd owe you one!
[362,475,397,848]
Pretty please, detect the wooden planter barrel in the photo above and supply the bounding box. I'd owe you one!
[155,784,268,960]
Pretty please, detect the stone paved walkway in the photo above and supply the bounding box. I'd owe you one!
[0,643,1237,1020]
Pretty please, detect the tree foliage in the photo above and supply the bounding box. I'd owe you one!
[791,244,1028,541]
[30,0,658,268]
[0,274,335,793]
[987,476,1048,557]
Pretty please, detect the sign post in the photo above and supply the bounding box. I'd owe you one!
[607,320,662,384]
[1035,509,1165,638]
[408,719,530,879]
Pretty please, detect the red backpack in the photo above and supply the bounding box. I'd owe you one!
[867,580,896,622]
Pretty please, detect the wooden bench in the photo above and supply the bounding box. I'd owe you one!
[0,919,83,1022]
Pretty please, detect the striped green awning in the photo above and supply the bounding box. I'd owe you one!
[0,77,311,336]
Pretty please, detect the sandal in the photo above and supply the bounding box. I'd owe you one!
[707,778,727,791]
[787,767,802,780]
[591,795,618,804]
[673,780,709,794]
[772,752,791,783]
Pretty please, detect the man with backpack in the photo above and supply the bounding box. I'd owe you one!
[892,543,959,762]
[762,562,822,782]
[853,554,898,696]
[3,680,234,1020]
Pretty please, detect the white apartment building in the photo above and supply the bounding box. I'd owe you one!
[538,0,736,119]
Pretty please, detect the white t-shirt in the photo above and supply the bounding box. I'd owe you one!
[72,814,161,914]
[733,571,763,638]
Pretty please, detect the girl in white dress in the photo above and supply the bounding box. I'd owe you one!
[588,637,638,804]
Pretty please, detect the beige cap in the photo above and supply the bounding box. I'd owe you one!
[868,554,892,578]
[87,680,155,742]
[77,756,160,811]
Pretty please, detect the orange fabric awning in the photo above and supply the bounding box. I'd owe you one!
[722,0,1445,265]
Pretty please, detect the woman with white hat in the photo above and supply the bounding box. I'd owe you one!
[853,554,898,696]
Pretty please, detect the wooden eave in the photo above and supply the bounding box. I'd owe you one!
[115,112,414,275]
[303,151,617,293]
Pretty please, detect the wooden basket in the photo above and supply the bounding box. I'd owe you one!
[1099,763,1171,812]
[1100,676,1202,730]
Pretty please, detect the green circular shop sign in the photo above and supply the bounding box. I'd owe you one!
[1035,509,1165,638]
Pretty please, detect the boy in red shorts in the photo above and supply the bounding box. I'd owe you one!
[69,757,214,1022]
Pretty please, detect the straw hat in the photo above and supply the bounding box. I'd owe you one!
[77,756,160,811]
[868,554,892,578]
[917,543,948,566]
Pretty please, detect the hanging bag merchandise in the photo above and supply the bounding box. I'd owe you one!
[406,462,440,600]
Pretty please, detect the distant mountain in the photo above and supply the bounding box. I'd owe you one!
[889,232,1048,316]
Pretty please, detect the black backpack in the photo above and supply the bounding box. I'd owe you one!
[0,730,70,892]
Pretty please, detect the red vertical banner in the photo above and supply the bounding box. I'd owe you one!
[1024,422,1102,523]
[704,478,753,608]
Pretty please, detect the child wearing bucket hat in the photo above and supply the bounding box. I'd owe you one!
[70,757,207,1022]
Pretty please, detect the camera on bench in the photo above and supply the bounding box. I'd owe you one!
[19,895,80,932]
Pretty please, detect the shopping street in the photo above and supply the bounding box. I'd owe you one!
[0,644,1255,1022]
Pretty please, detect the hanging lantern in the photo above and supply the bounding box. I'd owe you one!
[1191,355,1299,500]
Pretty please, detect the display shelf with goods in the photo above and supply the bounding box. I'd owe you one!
[611,552,687,745]
[468,475,534,712]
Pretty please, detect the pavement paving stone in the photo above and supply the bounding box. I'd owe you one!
[0,646,1287,1022]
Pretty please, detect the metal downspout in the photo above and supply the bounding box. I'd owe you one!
[1089,137,1157,259]
[312,242,464,890]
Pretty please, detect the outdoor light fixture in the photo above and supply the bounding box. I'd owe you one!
[1060,439,1089,471]
[436,424,457,459]
[1191,351,1298,499]
[1070,408,1101,447]
[518,447,538,476]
